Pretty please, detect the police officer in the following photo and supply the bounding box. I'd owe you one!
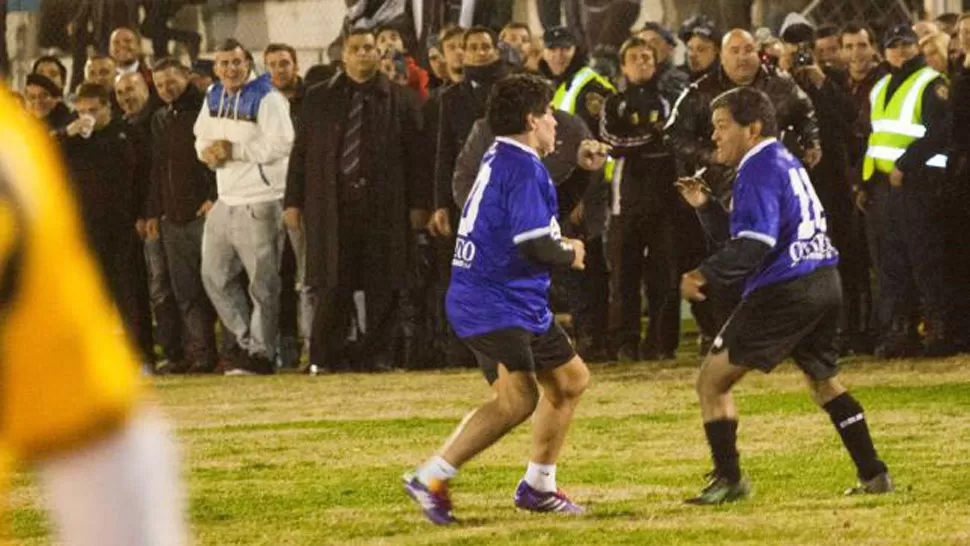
[540,26,615,360]
[541,26,616,137]
[600,37,684,361]
[861,24,953,357]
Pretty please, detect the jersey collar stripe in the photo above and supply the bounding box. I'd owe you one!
[495,136,540,159]
[512,226,553,244]
[736,230,777,247]
[737,138,778,171]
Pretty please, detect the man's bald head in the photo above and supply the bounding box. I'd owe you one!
[720,29,760,86]
[721,29,754,49]
[115,72,150,116]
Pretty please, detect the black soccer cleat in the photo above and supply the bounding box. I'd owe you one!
[845,472,894,496]
[685,473,751,505]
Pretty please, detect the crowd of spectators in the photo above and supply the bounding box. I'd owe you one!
[4,3,970,374]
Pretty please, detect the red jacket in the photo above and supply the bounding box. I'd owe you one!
[405,56,429,102]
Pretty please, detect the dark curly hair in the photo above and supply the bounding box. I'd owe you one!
[486,74,553,137]
[710,86,779,138]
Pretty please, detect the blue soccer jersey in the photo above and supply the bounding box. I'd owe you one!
[446,137,562,338]
[731,138,839,296]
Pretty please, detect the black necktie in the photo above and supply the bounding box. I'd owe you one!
[340,91,364,180]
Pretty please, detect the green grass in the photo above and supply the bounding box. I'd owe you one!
[8,356,970,545]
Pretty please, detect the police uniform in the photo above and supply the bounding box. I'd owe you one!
[542,27,617,139]
[0,90,141,473]
[540,27,616,360]
[862,30,952,355]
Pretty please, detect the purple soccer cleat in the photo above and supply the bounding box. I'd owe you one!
[514,480,585,514]
[402,473,456,525]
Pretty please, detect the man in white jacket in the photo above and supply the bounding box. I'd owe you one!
[194,38,294,375]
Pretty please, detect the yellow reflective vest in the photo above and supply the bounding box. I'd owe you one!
[863,66,948,180]
[552,67,618,181]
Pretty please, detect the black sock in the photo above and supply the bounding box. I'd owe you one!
[824,392,887,481]
[703,419,740,484]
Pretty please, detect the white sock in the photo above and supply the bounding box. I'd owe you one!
[417,455,457,485]
[524,462,557,493]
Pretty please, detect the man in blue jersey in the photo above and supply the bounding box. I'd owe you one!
[676,87,893,504]
[403,74,595,525]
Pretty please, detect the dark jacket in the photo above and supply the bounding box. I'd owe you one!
[792,66,855,213]
[451,111,608,239]
[284,78,306,134]
[847,63,890,171]
[683,59,720,83]
[148,85,217,223]
[434,60,506,210]
[44,102,74,132]
[540,53,615,138]
[949,59,970,186]
[60,119,140,237]
[874,55,950,177]
[654,60,690,104]
[665,64,820,195]
[123,104,156,220]
[601,77,679,217]
[284,72,427,290]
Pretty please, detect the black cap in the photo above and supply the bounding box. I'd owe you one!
[191,59,215,78]
[640,22,677,47]
[679,14,722,45]
[25,74,63,98]
[883,24,918,49]
[544,26,576,49]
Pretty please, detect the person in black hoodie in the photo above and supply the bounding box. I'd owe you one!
[60,82,150,369]
[601,37,685,361]
[145,58,219,374]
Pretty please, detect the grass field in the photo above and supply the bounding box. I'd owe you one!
[8,355,970,545]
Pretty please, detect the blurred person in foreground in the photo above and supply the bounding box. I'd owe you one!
[0,86,187,546]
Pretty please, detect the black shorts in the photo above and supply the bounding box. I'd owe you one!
[712,266,842,380]
[462,323,577,384]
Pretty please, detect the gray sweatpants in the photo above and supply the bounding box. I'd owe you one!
[202,200,283,359]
